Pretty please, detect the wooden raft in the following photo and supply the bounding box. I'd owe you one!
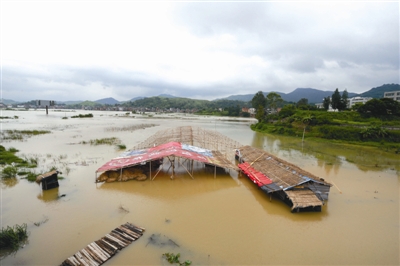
[61,222,145,266]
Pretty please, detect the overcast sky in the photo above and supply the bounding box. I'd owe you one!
[1,1,399,102]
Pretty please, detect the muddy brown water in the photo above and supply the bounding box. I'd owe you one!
[1,110,399,265]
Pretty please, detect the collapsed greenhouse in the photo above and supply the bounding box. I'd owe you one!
[95,126,332,212]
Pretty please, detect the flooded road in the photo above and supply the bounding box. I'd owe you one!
[1,109,399,265]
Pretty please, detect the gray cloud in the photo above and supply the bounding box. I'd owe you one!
[2,2,399,102]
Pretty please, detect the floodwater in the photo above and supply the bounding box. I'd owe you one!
[1,109,399,265]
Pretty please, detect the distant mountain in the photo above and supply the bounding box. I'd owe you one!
[1,98,20,104]
[78,101,102,107]
[218,88,359,103]
[95,97,120,105]
[357,84,400,98]
[284,88,357,103]
[158,94,177,98]
[129,96,146,102]
[218,94,255,102]
[60,100,84,105]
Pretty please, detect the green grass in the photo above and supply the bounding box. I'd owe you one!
[0,223,28,251]
[1,166,18,179]
[0,146,27,166]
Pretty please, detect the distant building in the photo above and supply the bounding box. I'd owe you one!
[348,96,373,108]
[384,91,400,102]
[315,103,323,109]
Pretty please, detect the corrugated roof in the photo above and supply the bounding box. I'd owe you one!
[238,162,272,187]
[96,141,238,173]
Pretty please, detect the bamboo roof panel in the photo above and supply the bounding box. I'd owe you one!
[238,145,331,189]
[285,190,323,210]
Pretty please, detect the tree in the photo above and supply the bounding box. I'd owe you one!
[255,106,265,122]
[323,96,331,110]
[301,114,315,142]
[251,91,266,122]
[340,89,349,110]
[265,92,283,113]
[251,91,266,110]
[279,104,296,118]
[296,98,309,109]
[358,98,400,119]
[331,88,341,110]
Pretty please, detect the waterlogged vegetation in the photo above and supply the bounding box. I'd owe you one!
[104,123,158,132]
[80,137,121,146]
[163,253,192,266]
[0,145,69,185]
[71,113,93,118]
[0,223,28,256]
[0,130,51,141]
[0,116,18,119]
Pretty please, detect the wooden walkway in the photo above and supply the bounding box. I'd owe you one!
[61,222,145,266]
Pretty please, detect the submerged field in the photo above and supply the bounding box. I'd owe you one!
[0,109,399,265]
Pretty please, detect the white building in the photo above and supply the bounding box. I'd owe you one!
[384,91,400,102]
[348,96,372,108]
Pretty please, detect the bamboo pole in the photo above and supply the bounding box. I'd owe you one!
[179,160,194,179]
[330,181,342,194]
[151,166,163,181]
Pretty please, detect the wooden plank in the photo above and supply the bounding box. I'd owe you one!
[105,234,127,247]
[111,229,135,242]
[99,239,119,252]
[103,235,124,249]
[61,222,144,265]
[117,226,140,238]
[74,252,90,266]
[120,224,142,237]
[87,243,108,262]
[76,251,93,266]
[95,240,116,255]
[109,232,130,245]
[81,248,100,266]
[92,242,111,258]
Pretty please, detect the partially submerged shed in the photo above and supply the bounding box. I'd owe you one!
[96,141,238,182]
[36,170,60,190]
[237,145,332,212]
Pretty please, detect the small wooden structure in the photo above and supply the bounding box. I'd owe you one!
[61,222,145,266]
[237,145,332,212]
[36,170,59,190]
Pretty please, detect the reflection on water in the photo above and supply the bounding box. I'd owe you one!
[1,177,19,188]
[37,187,64,202]
[252,131,400,173]
[0,110,398,265]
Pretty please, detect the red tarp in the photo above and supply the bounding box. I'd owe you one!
[238,162,273,187]
[97,142,216,173]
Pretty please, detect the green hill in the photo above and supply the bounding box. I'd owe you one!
[358,84,400,98]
